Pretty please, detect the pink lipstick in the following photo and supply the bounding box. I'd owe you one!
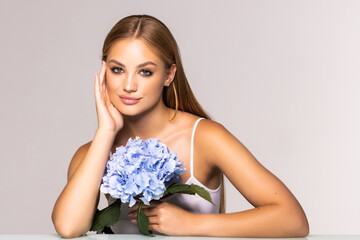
[120,95,141,105]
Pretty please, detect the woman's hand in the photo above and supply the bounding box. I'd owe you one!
[128,201,196,236]
[94,61,123,133]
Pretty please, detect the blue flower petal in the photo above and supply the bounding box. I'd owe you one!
[99,137,185,206]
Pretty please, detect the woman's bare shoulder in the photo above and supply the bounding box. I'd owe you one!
[67,140,92,181]
[195,119,243,164]
[197,118,230,138]
[173,112,230,139]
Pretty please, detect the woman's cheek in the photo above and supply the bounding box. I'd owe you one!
[106,76,121,90]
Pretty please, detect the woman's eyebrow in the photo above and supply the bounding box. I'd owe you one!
[108,59,157,68]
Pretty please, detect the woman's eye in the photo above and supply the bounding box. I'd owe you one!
[111,67,124,74]
[140,69,153,76]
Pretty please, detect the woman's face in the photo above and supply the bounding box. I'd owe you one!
[105,38,175,117]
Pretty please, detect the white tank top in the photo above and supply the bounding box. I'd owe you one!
[106,117,222,234]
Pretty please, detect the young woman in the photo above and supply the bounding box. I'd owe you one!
[51,14,309,238]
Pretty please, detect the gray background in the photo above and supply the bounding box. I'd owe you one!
[0,0,359,235]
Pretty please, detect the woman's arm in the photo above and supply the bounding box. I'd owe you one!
[190,120,309,237]
[51,130,116,238]
[52,62,123,238]
[129,119,309,237]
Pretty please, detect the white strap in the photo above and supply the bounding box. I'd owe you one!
[190,118,204,177]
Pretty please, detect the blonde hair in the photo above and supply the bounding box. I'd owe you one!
[102,14,225,213]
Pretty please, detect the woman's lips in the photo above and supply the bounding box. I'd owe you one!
[119,95,141,105]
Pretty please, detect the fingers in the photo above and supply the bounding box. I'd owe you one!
[128,206,157,218]
[148,224,161,233]
[128,202,160,216]
[100,61,106,91]
[94,60,106,99]
[94,61,109,107]
[94,72,103,106]
[129,201,160,211]
[130,216,159,225]
[129,213,161,233]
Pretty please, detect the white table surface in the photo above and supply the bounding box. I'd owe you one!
[0,235,359,240]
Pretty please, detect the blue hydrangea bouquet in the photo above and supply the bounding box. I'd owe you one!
[90,137,213,236]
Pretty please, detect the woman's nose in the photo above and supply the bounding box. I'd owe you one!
[123,73,138,93]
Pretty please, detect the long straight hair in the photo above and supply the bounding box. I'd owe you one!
[101,14,225,213]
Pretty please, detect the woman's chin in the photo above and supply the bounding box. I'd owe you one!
[118,108,147,119]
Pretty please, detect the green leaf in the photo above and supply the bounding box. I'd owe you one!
[90,199,121,232]
[137,202,154,236]
[163,183,214,205]
[163,183,194,195]
[190,184,214,205]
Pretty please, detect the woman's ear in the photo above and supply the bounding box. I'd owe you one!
[164,64,177,87]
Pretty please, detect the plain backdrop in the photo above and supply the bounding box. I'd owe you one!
[0,0,359,235]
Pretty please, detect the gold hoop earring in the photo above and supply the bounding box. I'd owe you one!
[169,82,178,121]
[172,82,178,111]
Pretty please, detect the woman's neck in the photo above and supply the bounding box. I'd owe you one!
[114,102,176,146]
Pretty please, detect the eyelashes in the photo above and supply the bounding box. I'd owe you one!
[110,67,124,74]
[110,67,153,77]
[140,69,153,76]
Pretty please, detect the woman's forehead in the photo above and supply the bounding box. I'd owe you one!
[107,38,162,64]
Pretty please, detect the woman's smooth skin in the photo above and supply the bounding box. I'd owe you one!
[106,39,176,119]
[51,38,309,238]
